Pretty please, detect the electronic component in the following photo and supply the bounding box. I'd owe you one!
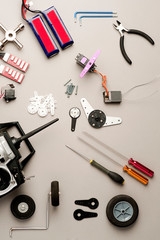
[3,85,16,103]
[42,6,74,49]
[28,15,59,58]
[75,53,97,72]
[103,91,122,103]
[0,119,59,199]
[21,1,74,57]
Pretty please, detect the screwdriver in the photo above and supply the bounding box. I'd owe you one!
[83,132,154,177]
[65,145,125,185]
[78,137,148,185]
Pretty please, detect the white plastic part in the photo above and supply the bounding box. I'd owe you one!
[28,91,56,117]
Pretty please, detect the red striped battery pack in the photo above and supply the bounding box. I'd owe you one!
[28,15,59,58]
[42,6,74,49]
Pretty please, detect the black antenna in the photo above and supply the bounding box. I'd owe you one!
[12,118,59,148]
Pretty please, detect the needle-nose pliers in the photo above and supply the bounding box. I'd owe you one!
[113,20,155,64]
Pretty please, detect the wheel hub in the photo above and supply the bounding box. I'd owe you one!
[18,202,29,213]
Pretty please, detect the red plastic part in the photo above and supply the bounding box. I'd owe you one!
[1,66,24,84]
[6,54,29,72]
[128,158,154,177]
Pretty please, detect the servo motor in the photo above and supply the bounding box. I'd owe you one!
[75,53,97,72]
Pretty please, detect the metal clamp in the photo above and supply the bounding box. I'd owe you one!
[0,23,24,50]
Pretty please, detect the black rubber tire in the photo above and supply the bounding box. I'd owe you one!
[106,194,139,227]
[10,195,36,220]
[51,181,59,206]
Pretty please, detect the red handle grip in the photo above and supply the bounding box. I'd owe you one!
[128,158,154,177]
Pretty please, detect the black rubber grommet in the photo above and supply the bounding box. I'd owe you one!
[106,194,139,227]
[10,195,36,220]
[88,110,106,128]
[51,181,59,206]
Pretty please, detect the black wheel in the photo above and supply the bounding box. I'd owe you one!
[51,181,59,206]
[106,194,139,227]
[10,195,36,220]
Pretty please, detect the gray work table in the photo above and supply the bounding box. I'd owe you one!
[0,0,160,239]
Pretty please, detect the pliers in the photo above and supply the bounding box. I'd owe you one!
[113,20,155,64]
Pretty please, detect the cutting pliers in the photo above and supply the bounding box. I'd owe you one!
[113,20,155,64]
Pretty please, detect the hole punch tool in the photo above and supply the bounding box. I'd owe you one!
[113,20,155,65]
[80,98,122,128]
[65,145,125,185]
[0,23,24,51]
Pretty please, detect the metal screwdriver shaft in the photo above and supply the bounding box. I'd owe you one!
[83,131,154,177]
[65,145,125,185]
[80,135,149,185]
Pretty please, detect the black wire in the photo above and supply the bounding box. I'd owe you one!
[21,3,28,22]
[22,0,41,14]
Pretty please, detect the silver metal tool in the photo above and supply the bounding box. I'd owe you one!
[0,23,24,50]
[80,98,122,128]
[79,15,118,26]
[74,11,117,23]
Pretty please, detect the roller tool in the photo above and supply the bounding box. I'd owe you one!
[113,20,154,64]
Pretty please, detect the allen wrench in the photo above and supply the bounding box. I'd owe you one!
[79,15,118,26]
[74,11,117,23]
[9,181,60,238]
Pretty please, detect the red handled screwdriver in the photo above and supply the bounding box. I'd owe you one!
[83,132,154,177]
[78,137,148,185]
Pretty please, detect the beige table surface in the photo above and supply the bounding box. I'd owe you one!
[0,0,160,239]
